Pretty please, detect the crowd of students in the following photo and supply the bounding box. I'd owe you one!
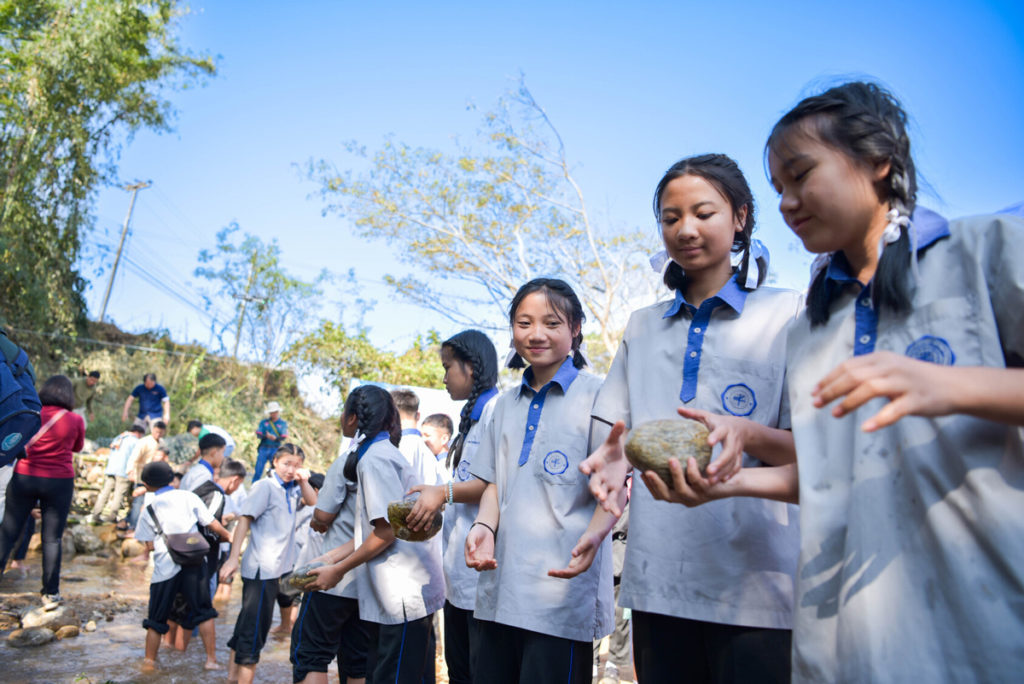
[5,79,1020,684]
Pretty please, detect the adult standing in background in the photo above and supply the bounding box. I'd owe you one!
[72,371,101,428]
[122,373,170,432]
[0,375,84,606]
[252,401,287,482]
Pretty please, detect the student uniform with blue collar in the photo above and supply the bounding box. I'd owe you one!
[291,445,369,683]
[591,274,803,680]
[786,208,1024,683]
[399,427,444,488]
[354,431,446,683]
[179,457,214,492]
[470,358,613,684]
[135,486,218,633]
[226,472,303,666]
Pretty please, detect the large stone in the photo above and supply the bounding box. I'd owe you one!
[55,625,80,639]
[387,495,442,542]
[8,627,55,648]
[84,464,104,484]
[624,419,713,484]
[20,604,78,631]
[287,562,326,592]
[121,538,147,558]
[70,524,105,554]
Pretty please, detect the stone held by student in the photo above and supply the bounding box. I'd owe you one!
[387,494,442,541]
[624,419,712,483]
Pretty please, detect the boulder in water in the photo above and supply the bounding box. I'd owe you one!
[21,604,78,631]
[624,419,713,484]
[55,625,80,639]
[70,525,105,554]
[8,627,55,648]
[121,538,147,558]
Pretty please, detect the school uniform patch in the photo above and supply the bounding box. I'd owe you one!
[542,450,569,475]
[905,335,956,365]
[456,459,472,482]
[721,383,757,416]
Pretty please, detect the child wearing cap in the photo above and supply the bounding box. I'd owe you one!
[254,402,288,482]
[134,461,231,672]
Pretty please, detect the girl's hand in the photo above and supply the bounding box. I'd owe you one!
[813,351,957,431]
[219,558,239,583]
[465,523,497,571]
[309,518,329,534]
[547,532,601,579]
[405,484,444,531]
[642,457,730,508]
[579,421,630,516]
[305,563,346,592]
[676,408,747,484]
[295,468,310,482]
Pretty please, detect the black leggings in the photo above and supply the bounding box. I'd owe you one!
[0,473,74,595]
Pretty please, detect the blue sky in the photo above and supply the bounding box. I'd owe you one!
[85,0,1024,353]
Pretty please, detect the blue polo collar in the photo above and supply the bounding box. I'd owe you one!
[519,356,578,396]
[155,485,175,496]
[357,431,392,462]
[198,459,214,476]
[471,388,499,420]
[273,472,297,490]
[663,273,748,319]
[402,428,421,437]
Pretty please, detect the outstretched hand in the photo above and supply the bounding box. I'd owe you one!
[579,421,630,516]
[676,407,747,484]
[548,532,601,579]
[465,523,497,572]
[813,351,958,432]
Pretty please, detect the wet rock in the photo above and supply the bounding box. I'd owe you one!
[85,464,104,484]
[70,525,105,554]
[8,627,55,648]
[624,419,713,484]
[84,620,97,632]
[21,604,78,631]
[55,625,80,639]
[121,538,146,558]
[387,495,443,541]
[61,531,76,560]
[287,562,326,591]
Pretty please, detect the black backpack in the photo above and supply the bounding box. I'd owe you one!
[0,330,42,467]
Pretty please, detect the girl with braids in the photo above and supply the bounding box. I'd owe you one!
[405,330,500,684]
[582,153,803,683]
[464,278,618,684]
[305,384,444,684]
[644,82,1024,681]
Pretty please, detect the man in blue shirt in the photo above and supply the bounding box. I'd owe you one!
[122,373,170,432]
[253,401,287,482]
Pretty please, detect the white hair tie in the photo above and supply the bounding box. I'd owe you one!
[743,239,769,289]
[809,252,832,288]
[649,250,671,275]
[881,208,919,281]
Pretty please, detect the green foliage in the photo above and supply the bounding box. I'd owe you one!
[0,0,214,356]
[310,79,660,368]
[196,223,329,370]
[285,322,444,400]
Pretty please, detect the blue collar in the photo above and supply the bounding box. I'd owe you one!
[824,206,951,286]
[356,431,392,462]
[273,472,297,490]
[519,356,578,396]
[212,481,225,494]
[662,273,748,319]
[155,485,175,496]
[471,388,499,420]
[402,428,421,437]
[198,459,214,476]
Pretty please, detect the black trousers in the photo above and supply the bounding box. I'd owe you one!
[0,473,73,595]
[365,613,435,684]
[473,619,591,684]
[632,611,792,684]
[443,601,479,684]
[227,574,281,665]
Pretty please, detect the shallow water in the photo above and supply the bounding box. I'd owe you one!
[1,550,299,684]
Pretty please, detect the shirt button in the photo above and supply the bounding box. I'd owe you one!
[859,334,871,344]
[859,298,870,307]
[689,351,697,358]
[528,425,535,431]
[532,404,539,410]
[693,327,702,334]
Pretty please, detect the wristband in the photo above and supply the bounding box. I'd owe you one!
[446,481,454,505]
[471,521,496,538]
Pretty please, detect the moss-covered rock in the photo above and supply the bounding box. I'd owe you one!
[625,419,712,484]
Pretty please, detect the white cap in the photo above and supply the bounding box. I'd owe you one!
[265,401,282,415]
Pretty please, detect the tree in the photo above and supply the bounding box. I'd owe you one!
[310,80,659,366]
[0,0,214,351]
[195,223,329,378]
[285,322,444,399]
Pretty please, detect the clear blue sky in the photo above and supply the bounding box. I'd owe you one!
[85,0,1024,353]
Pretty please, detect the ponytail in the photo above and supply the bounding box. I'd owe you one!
[442,330,499,471]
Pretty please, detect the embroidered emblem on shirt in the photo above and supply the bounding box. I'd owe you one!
[905,335,956,365]
[721,383,757,417]
[2,433,22,451]
[542,450,569,475]
[456,459,472,482]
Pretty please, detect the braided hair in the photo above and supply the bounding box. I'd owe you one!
[767,81,917,325]
[341,384,402,483]
[652,153,763,293]
[442,330,499,471]
[507,278,588,370]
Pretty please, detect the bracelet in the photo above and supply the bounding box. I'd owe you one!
[471,521,496,538]
[446,481,454,505]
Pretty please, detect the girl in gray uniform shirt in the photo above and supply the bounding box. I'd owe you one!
[465,278,618,684]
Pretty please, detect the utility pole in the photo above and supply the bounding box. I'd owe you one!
[99,181,150,323]
[232,255,258,359]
